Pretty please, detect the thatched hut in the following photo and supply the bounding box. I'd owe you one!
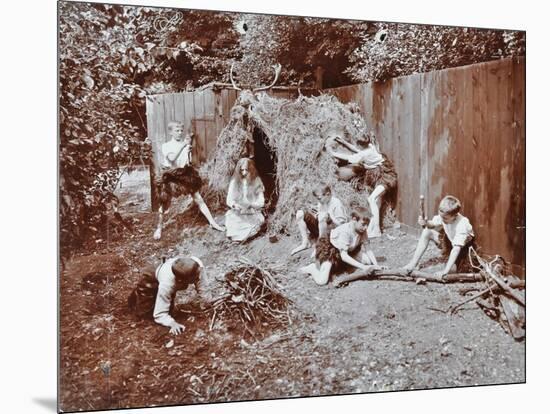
[201,90,395,235]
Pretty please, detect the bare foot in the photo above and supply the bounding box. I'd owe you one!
[299,263,316,276]
[402,263,417,273]
[153,228,162,240]
[291,242,311,256]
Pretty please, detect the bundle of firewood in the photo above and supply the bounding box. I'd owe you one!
[210,259,293,334]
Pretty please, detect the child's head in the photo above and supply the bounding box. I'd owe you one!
[233,157,259,180]
[168,122,187,142]
[312,185,332,204]
[438,195,461,224]
[350,206,371,234]
[171,256,203,289]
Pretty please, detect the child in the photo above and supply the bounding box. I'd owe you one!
[225,158,266,242]
[291,185,348,255]
[325,131,397,238]
[153,121,224,240]
[299,206,381,286]
[402,195,476,276]
[128,255,205,335]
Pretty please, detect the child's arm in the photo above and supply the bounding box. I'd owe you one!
[153,285,185,335]
[340,250,371,271]
[364,249,378,266]
[436,245,462,276]
[248,185,265,210]
[418,216,441,230]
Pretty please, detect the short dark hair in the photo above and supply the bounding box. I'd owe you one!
[171,257,201,287]
[312,184,331,198]
[350,206,372,224]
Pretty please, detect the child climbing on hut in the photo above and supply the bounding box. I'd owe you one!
[299,206,382,286]
[128,255,205,335]
[225,157,266,242]
[291,184,348,255]
[402,195,476,277]
[153,121,224,240]
[325,130,397,238]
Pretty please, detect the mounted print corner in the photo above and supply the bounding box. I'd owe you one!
[58,1,526,412]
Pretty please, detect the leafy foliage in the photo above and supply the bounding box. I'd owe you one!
[233,14,371,88]
[347,23,526,82]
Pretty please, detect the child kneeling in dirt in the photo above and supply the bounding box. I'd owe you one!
[291,184,348,255]
[128,255,204,335]
[299,207,382,285]
[402,195,476,277]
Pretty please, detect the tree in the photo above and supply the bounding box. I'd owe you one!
[232,14,371,88]
[346,23,525,83]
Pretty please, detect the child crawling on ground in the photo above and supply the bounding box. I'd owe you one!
[291,184,348,255]
[299,206,382,286]
[402,195,476,277]
[128,255,205,335]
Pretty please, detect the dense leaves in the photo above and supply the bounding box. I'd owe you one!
[347,23,525,82]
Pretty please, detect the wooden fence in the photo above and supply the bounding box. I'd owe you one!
[145,87,308,168]
[326,57,525,271]
[145,58,525,271]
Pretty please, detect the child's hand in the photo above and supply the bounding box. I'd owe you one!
[433,270,448,279]
[418,215,427,227]
[169,322,186,335]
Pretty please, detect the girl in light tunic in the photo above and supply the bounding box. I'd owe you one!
[225,158,266,242]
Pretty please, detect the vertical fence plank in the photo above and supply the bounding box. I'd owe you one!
[214,90,224,144]
[203,89,217,159]
[511,58,526,270]
[173,93,185,124]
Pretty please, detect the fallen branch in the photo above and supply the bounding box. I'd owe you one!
[334,268,484,287]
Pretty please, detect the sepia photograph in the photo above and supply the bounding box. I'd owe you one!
[57,1,526,412]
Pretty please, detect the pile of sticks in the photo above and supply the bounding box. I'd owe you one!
[210,260,293,333]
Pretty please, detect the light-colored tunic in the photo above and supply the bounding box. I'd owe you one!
[225,178,265,242]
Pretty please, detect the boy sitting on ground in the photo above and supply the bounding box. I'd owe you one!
[291,185,348,255]
[402,195,476,277]
[299,206,382,286]
[128,255,205,335]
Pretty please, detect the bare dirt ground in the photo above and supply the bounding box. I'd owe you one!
[59,202,525,412]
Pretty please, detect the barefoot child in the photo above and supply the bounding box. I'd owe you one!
[299,207,381,286]
[402,195,476,277]
[291,185,348,255]
[153,122,224,240]
[325,131,397,238]
[128,255,205,335]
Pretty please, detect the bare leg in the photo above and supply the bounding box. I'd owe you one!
[291,210,311,255]
[192,192,225,231]
[403,228,438,271]
[153,206,164,240]
[311,261,332,286]
[367,185,386,238]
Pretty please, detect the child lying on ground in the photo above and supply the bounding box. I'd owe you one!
[128,255,204,335]
[299,207,382,286]
[402,195,476,277]
[291,184,348,255]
